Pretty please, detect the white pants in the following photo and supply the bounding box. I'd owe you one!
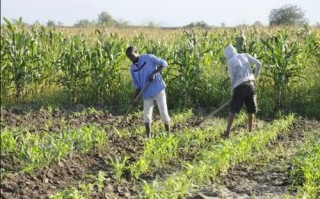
[143,90,170,124]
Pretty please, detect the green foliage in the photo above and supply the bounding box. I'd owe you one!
[260,29,305,111]
[1,18,64,104]
[109,156,129,182]
[143,115,295,198]
[2,18,45,101]
[56,36,91,103]
[184,21,210,28]
[1,125,108,172]
[74,19,95,27]
[1,20,319,118]
[49,171,105,198]
[269,4,306,26]
[0,129,17,154]
[291,132,320,198]
[168,30,218,108]
[127,111,246,182]
[88,33,127,105]
[129,134,179,180]
[97,11,118,27]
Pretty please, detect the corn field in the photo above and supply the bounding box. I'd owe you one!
[1,18,320,117]
[1,18,320,199]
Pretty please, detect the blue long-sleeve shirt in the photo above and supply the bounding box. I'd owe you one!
[130,54,168,99]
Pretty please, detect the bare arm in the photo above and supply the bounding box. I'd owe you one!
[247,54,262,79]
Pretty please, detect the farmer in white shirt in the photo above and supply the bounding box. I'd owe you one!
[126,46,170,138]
[223,44,262,138]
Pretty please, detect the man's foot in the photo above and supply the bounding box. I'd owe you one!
[164,123,171,133]
[146,131,152,139]
[145,123,152,138]
[222,130,230,139]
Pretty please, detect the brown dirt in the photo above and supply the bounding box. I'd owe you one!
[1,106,116,133]
[1,106,319,199]
[0,133,147,199]
[0,105,191,199]
[191,118,320,199]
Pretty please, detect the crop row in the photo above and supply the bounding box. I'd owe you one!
[2,20,320,117]
[291,129,320,198]
[141,115,295,198]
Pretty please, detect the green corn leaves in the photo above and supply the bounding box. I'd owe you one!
[260,30,304,111]
[1,20,319,117]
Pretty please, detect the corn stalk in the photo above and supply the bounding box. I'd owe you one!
[260,30,304,111]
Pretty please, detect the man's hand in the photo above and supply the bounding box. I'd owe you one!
[149,66,164,81]
[148,72,156,81]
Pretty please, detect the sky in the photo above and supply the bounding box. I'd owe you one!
[1,0,319,27]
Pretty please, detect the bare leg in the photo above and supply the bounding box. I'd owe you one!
[224,112,235,138]
[248,113,254,132]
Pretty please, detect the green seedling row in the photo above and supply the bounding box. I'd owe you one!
[291,129,320,199]
[1,125,108,172]
[141,115,295,198]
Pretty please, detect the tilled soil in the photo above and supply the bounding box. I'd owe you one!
[1,106,117,132]
[0,136,146,199]
[1,106,319,199]
[0,106,190,199]
[191,118,320,199]
[0,106,135,198]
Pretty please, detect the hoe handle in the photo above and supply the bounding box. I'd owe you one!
[117,81,151,128]
[197,100,230,126]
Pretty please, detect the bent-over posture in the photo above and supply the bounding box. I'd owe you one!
[126,46,171,138]
[223,44,262,138]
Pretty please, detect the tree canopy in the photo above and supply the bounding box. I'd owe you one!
[184,21,210,28]
[98,11,117,26]
[269,4,306,26]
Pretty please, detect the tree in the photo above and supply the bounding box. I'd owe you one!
[98,11,117,26]
[220,23,226,27]
[269,4,306,26]
[148,21,159,28]
[252,21,264,27]
[74,19,95,27]
[46,20,57,27]
[184,21,209,28]
[117,19,129,26]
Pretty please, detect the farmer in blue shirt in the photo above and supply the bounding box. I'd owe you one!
[126,46,171,138]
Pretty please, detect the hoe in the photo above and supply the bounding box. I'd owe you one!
[194,100,230,127]
[117,80,151,128]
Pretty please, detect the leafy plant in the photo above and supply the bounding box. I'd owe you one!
[260,30,304,111]
[109,156,129,182]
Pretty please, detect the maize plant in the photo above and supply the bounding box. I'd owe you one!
[143,115,295,198]
[1,18,45,102]
[297,24,320,64]
[1,19,68,104]
[234,30,247,53]
[55,36,91,104]
[260,30,305,111]
[142,39,174,62]
[109,156,129,183]
[233,28,264,59]
[29,24,66,90]
[88,33,127,105]
[169,30,215,108]
[291,132,320,198]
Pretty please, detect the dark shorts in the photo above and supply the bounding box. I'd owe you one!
[230,81,257,114]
